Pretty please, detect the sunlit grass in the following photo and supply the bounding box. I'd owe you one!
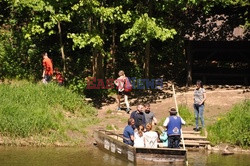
[0,81,98,145]
[208,100,250,148]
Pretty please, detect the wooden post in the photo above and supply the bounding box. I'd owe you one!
[172,84,186,150]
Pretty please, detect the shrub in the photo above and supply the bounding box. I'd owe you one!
[207,100,250,147]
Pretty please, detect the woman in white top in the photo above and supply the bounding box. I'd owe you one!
[144,123,158,148]
[133,125,145,148]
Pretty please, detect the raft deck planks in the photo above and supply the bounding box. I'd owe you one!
[94,130,187,165]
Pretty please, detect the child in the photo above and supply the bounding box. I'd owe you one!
[134,125,145,148]
[159,131,168,147]
[144,123,158,148]
[54,68,64,86]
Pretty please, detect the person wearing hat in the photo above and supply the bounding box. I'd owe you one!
[163,108,186,148]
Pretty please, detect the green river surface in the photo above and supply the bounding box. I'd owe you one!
[0,146,249,166]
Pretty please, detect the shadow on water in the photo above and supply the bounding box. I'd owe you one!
[0,146,249,166]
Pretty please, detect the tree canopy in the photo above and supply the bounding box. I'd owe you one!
[0,0,249,95]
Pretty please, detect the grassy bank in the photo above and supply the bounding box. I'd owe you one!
[0,81,98,146]
[208,100,250,148]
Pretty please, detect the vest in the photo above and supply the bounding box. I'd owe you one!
[167,116,181,136]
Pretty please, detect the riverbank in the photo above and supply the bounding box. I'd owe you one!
[0,81,98,146]
[0,81,249,150]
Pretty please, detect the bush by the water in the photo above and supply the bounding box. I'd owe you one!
[208,100,250,147]
[0,81,97,139]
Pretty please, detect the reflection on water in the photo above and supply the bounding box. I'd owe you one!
[0,146,249,166]
[188,150,250,166]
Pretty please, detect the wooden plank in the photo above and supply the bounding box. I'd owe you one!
[180,142,199,146]
[182,131,200,134]
[183,134,207,140]
[183,140,210,144]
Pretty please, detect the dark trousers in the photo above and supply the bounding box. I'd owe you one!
[168,135,181,148]
[123,139,134,146]
[45,75,52,82]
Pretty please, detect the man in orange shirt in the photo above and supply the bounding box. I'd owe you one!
[42,52,53,83]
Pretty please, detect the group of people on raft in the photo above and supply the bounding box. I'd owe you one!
[123,104,185,148]
[115,70,206,148]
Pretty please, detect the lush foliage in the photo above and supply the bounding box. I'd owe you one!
[0,81,97,139]
[208,100,250,147]
[0,0,248,96]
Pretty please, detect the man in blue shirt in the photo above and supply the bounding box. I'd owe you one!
[163,108,185,148]
[130,104,146,129]
[123,118,135,146]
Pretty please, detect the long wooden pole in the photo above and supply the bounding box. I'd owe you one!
[172,84,186,150]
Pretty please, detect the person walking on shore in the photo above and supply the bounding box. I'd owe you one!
[114,70,131,113]
[193,80,206,131]
[42,52,53,84]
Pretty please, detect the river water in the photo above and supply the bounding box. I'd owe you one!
[0,146,249,166]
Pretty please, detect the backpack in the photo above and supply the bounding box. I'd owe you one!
[124,77,132,92]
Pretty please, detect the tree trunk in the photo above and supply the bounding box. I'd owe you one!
[92,50,104,79]
[57,21,66,73]
[111,24,116,76]
[144,41,150,78]
[92,17,104,79]
[143,0,152,78]
[186,41,192,86]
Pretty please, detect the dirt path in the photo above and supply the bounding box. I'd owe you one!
[85,87,250,146]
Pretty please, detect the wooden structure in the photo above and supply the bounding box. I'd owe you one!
[185,41,250,85]
[94,130,187,165]
[157,126,210,148]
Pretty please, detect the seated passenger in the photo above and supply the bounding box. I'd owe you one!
[159,131,168,148]
[123,118,135,146]
[134,125,145,148]
[144,123,158,148]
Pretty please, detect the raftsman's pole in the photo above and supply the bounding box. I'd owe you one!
[172,84,186,150]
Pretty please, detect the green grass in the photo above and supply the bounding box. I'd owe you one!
[105,109,113,115]
[207,100,250,148]
[106,124,118,130]
[178,104,195,126]
[0,81,98,145]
